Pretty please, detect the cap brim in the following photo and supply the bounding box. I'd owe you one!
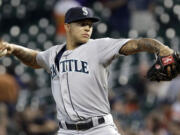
[67,17,100,23]
[85,17,100,22]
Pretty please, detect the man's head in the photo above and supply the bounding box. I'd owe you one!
[64,7,99,44]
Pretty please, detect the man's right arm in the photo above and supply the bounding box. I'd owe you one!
[0,41,41,69]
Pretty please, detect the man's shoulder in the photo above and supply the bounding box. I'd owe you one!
[88,38,112,44]
[89,38,132,44]
[45,43,65,52]
[89,37,111,42]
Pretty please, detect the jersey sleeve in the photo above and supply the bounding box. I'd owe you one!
[36,48,52,73]
[96,38,131,66]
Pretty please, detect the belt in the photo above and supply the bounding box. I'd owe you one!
[59,117,105,130]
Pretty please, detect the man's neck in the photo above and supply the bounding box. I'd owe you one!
[66,44,76,50]
[66,42,82,50]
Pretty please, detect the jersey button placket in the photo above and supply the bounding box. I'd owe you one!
[59,56,71,120]
[60,54,78,121]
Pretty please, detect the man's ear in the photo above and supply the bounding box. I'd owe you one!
[64,23,70,32]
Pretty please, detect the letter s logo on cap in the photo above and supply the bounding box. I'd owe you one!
[82,7,88,16]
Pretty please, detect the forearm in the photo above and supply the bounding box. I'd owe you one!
[10,43,41,68]
[119,38,173,56]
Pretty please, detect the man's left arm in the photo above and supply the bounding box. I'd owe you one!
[119,38,173,56]
[120,38,180,81]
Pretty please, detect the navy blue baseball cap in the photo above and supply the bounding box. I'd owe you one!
[65,7,100,23]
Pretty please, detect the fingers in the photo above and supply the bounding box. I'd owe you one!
[0,41,9,57]
[171,64,178,77]
[167,64,177,78]
[172,64,176,71]
[167,66,171,77]
[0,46,7,52]
[0,41,13,55]
[0,49,7,57]
[0,42,7,51]
[0,44,7,52]
[0,41,6,48]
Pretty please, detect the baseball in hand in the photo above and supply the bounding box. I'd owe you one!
[0,49,7,57]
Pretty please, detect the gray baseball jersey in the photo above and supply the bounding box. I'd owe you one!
[36,38,130,123]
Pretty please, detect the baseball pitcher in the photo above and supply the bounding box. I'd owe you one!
[0,7,179,135]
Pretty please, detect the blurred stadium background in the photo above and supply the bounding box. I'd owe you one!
[0,0,180,135]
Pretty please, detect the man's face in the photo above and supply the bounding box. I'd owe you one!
[66,19,93,44]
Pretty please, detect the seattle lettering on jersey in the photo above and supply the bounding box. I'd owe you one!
[50,59,89,79]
